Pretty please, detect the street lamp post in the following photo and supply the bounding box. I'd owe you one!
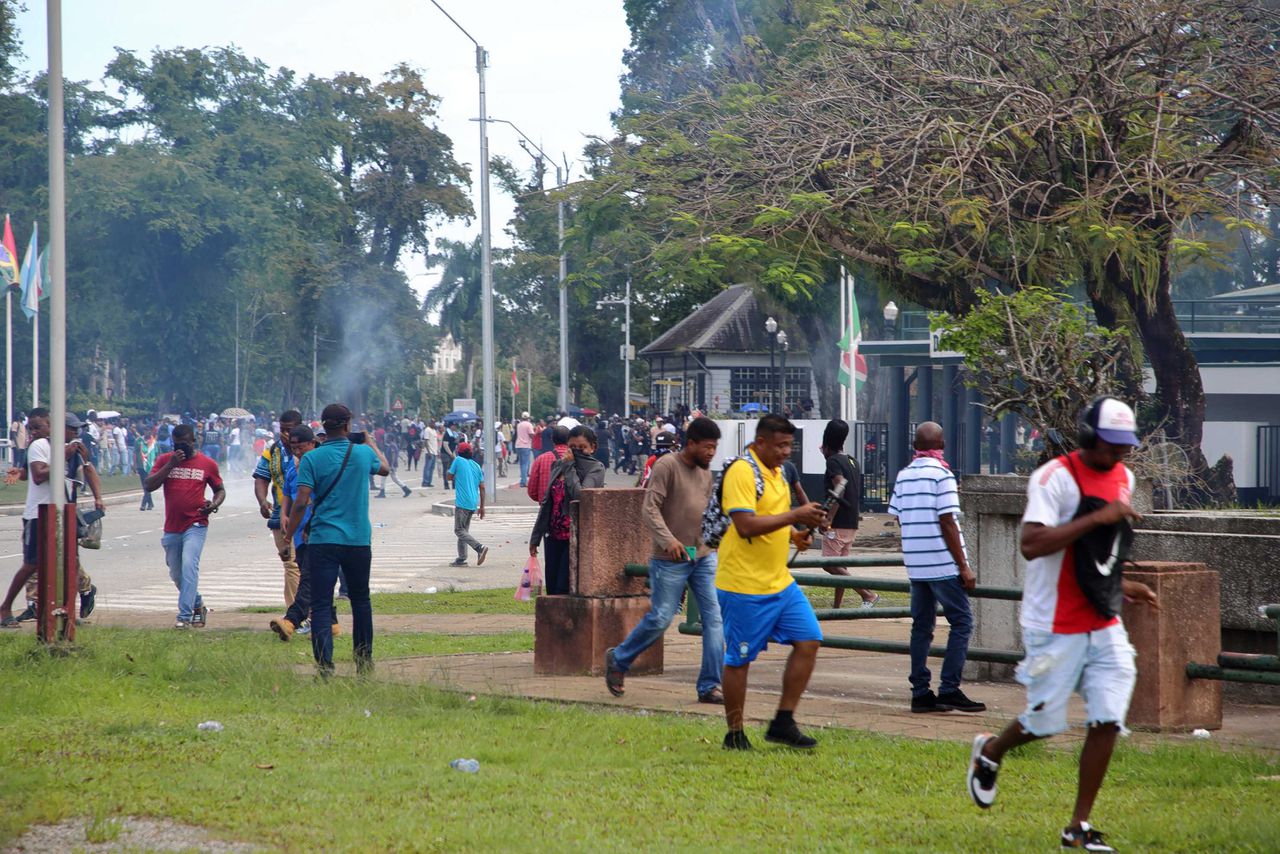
[777,330,788,416]
[235,304,285,408]
[596,275,632,418]
[764,316,778,413]
[489,118,571,414]
[430,0,497,501]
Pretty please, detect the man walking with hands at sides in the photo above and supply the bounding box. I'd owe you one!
[145,424,226,629]
[889,422,985,714]
[253,410,302,613]
[967,398,1158,854]
[284,404,388,675]
[515,412,534,487]
[420,421,439,488]
[716,414,827,750]
[447,442,488,567]
[606,417,725,703]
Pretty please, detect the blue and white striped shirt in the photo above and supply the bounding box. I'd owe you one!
[887,458,965,580]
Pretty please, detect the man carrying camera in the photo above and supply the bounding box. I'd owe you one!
[145,423,226,629]
[283,404,388,675]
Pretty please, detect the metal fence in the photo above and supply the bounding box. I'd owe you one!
[851,421,890,510]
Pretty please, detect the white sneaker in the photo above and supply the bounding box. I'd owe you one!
[860,594,880,610]
[297,619,312,635]
[967,733,999,809]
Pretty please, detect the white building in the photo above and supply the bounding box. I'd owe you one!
[426,333,463,376]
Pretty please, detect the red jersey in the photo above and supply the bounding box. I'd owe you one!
[152,451,224,534]
[1021,452,1133,634]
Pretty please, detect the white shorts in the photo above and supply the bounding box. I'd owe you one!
[1016,622,1137,737]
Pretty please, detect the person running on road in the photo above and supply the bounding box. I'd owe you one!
[716,414,826,750]
[375,430,412,498]
[966,398,1158,854]
[145,423,226,629]
[253,410,302,612]
[606,417,723,703]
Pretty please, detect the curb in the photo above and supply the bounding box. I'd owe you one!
[428,500,537,518]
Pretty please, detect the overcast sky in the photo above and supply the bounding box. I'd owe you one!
[14,1,630,297]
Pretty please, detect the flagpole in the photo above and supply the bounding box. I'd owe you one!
[5,290,10,462]
[839,267,847,422]
[848,271,858,425]
[31,305,37,408]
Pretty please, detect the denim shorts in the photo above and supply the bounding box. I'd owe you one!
[22,518,37,565]
[1016,622,1137,737]
[718,582,822,667]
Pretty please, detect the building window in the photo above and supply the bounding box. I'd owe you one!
[730,367,810,412]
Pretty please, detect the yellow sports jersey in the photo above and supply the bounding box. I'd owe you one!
[715,447,793,595]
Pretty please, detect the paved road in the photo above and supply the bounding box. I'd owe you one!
[0,473,540,617]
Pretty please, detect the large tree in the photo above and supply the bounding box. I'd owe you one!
[612,0,1280,483]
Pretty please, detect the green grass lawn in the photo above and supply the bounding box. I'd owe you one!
[0,471,145,504]
[2,628,1277,852]
[239,587,534,616]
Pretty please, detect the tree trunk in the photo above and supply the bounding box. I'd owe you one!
[1105,253,1212,499]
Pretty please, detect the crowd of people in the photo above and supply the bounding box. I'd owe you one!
[0,392,1157,851]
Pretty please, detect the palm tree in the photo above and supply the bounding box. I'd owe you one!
[423,237,482,397]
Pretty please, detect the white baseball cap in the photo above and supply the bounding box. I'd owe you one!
[1093,398,1140,446]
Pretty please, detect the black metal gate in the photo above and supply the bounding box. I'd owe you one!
[851,421,890,511]
[1258,426,1280,505]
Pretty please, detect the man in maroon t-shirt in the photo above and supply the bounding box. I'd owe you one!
[145,423,226,629]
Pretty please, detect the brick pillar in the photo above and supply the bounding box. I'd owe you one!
[534,488,663,676]
[1123,561,1222,731]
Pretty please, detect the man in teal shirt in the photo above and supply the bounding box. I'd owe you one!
[447,442,488,567]
[284,404,388,675]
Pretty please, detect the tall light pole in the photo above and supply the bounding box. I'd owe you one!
[777,330,788,415]
[764,316,778,413]
[488,118,570,414]
[596,276,632,418]
[431,1,496,498]
[46,0,68,642]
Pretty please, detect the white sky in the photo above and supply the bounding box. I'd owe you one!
[14,0,629,299]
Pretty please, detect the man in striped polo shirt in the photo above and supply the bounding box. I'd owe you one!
[888,422,985,714]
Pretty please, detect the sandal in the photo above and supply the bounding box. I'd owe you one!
[604,647,625,697]
[698,686,725,705]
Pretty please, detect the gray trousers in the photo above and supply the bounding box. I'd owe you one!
[454,507,483,561]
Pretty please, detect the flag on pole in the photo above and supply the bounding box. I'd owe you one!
[836,289,867,387]
[19,224,42,320]
[511,368,520,395]
[0,215,19,285]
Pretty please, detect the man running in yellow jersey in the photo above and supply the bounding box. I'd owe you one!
[716,414,826,750]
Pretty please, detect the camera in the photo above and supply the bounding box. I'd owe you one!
[350,431,367,445]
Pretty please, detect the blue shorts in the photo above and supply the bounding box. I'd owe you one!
[718,582,822,667]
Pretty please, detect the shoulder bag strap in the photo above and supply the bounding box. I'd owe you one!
[305,442,354,535]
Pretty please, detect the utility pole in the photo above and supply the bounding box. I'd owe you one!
[311,325,317,419]
[234,301,240,408]
[597,277,632,418]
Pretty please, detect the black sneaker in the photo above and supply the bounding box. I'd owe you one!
[1060,822,1116,852]
[448,559,467,567]
[16,603,37,622]
[764,718,817,749]
[722,730,752,750]
[911,690,951,713]
[191,605,208,627]
[401,485,412,498]
[79,584,97,620]
[477,546,489,566]
[937,689,986,713]
[967,733,999,809]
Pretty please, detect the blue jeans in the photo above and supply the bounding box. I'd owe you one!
[308,544,373,672]
[516,447,532,485]
[613,555,724,696]
[909,576,974,697]
[421,453,436,486]
[161,524,208,621]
